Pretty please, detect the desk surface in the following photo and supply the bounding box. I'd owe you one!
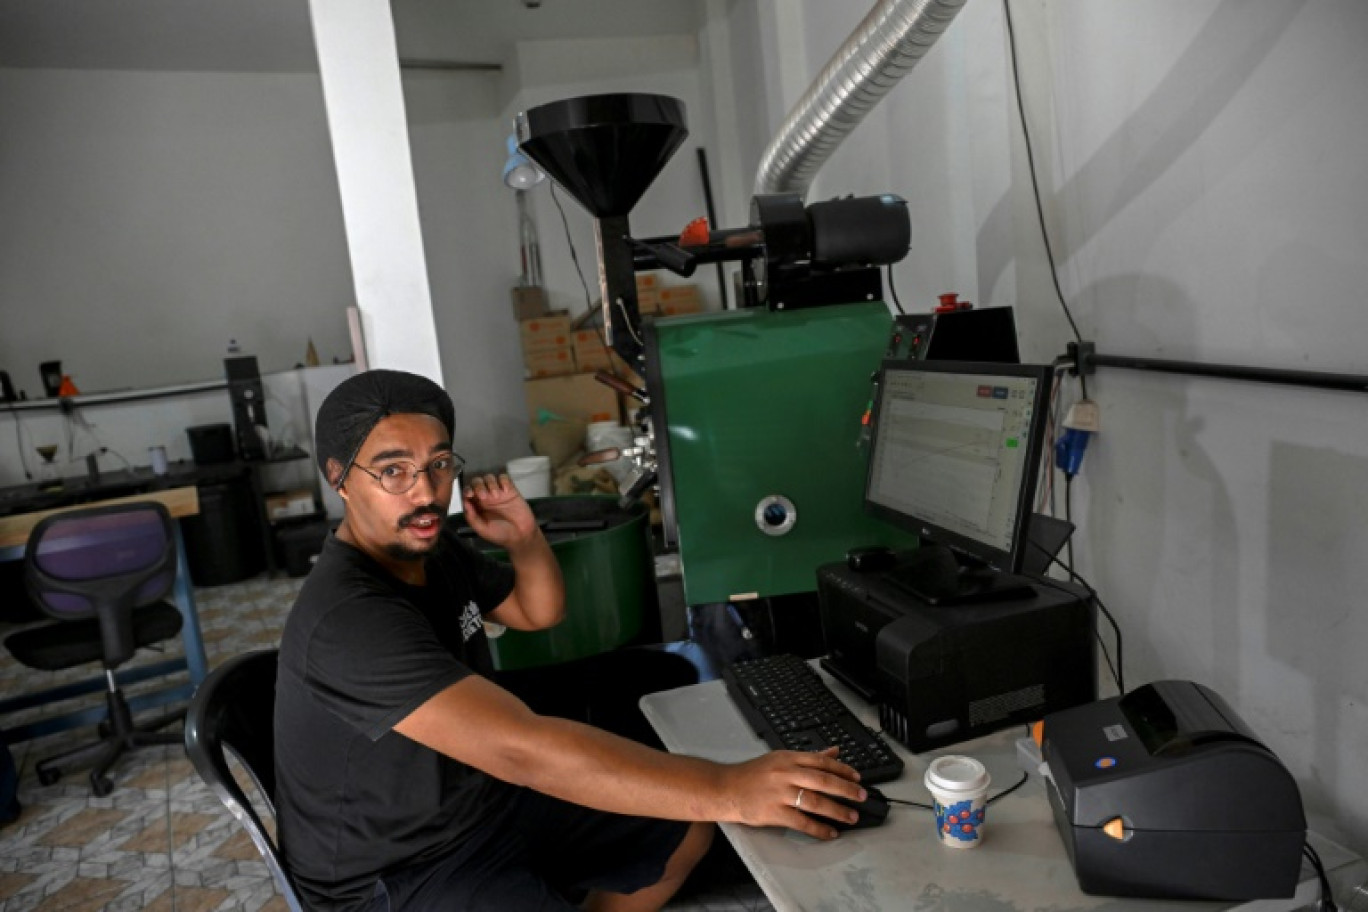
[641,668,1366,912]
[0,485,200,551]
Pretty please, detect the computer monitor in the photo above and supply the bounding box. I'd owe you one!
[863,359,1052,605]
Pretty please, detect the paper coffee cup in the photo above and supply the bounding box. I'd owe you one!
[924,755,991,848]
[149,445,169,476]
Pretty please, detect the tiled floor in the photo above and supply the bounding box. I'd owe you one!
[0,574,770,912]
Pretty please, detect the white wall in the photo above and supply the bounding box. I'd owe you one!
[402,67,529,470]
[730,0,1368,853]
[0,364,352,495]
[0,67,355,395]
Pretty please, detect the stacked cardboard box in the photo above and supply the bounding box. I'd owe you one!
[521,313,618,427]
[656,284,703,316]
[637,281,703,318]
[510,285,549,321]
[522,373,620,426]
[520,275,705,434]
[519,313,574,379]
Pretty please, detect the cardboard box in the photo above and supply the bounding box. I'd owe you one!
[510,285,549,321]
[265,489,316,523]
[658,284,698,303]
[657,285,701,315]
[524,346,576,378]
[525,373,620,425]
[635,274,659,292]
[635,288,661,314]
[571,330,647,383]
[659,296,703,316]
[576,347,612,373]
[519,314,572,352]
[571,329,610,370]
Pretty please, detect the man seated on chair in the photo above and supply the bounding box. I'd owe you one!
[274,369,866,912]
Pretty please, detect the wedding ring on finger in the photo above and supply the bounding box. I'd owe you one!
[794,788,806,809]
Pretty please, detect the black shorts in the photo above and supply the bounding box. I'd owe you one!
[372,787,691,911]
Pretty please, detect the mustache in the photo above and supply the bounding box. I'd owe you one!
[398,504,446,528]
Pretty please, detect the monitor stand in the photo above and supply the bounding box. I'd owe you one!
[883,543,1034,607]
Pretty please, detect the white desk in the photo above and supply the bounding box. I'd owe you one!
[640,667,1367,912]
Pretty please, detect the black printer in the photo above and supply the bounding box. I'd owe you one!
[1041,680,1306,900]
[817,561,1097,752]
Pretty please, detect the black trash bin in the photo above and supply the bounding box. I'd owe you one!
[180,479,265,586]
[275,517,333,578]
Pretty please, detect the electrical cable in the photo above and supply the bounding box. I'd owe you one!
[1302,841,1338,912]
[1036,556,1124,694]
[884,264,907,314]
[549,180,643,371]
[99,446,133,469]
[614,297,645,348]
[1002,0,1084,348]
[886,770,1030,811]
[1026,538,1121,694]
[1037,362,1068,513]
[549,182,596,315]
[6,406,35,480]
[1064,474,1075,569]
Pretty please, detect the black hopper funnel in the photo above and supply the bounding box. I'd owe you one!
[515,93,688,363]
[516,93,687,218]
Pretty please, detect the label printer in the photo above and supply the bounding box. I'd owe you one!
[1041,680,1306,900]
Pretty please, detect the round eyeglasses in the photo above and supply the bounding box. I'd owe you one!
[353,453,464,495]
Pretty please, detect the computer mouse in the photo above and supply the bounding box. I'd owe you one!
[803,786,890,831]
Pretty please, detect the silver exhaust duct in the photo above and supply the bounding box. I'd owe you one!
[754,0,970,198]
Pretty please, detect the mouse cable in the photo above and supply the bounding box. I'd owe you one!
[1033,566,1124,695]
[1303,842,1338,912]
[884,771,1030,812]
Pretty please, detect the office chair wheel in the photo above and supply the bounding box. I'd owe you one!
[36,767,61,787]
[90,774,114,797]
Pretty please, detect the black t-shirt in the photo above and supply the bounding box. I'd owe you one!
[274,526,518,911]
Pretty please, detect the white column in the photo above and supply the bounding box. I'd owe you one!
[307,0,443,382]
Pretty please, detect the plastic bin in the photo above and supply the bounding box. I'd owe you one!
[179,479,264,586]
[275,518,332,577]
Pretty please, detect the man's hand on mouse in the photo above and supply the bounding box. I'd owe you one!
[721,747,866,840]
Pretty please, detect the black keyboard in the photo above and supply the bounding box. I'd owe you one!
[722,654,904,784]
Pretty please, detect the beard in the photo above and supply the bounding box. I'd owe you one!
[384,505,447,562]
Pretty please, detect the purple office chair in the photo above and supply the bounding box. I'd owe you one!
[5,501,185,795]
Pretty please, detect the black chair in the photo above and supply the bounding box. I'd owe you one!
[184,649,303,911]
[4,501,186,795]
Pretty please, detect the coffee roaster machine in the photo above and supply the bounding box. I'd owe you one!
[516,93,917,608]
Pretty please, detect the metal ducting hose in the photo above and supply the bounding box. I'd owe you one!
[754,0,969,198]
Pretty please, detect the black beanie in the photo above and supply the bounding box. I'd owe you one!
[314,369,455,488]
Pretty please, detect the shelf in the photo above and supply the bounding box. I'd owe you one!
[0,379,228,412]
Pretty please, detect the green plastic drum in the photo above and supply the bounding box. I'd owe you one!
[461,495,660,671]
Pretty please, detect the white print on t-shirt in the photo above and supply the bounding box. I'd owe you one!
[459,601,483,642]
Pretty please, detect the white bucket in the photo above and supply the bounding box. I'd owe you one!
[586,421,633,453]
[506,455,552,499]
